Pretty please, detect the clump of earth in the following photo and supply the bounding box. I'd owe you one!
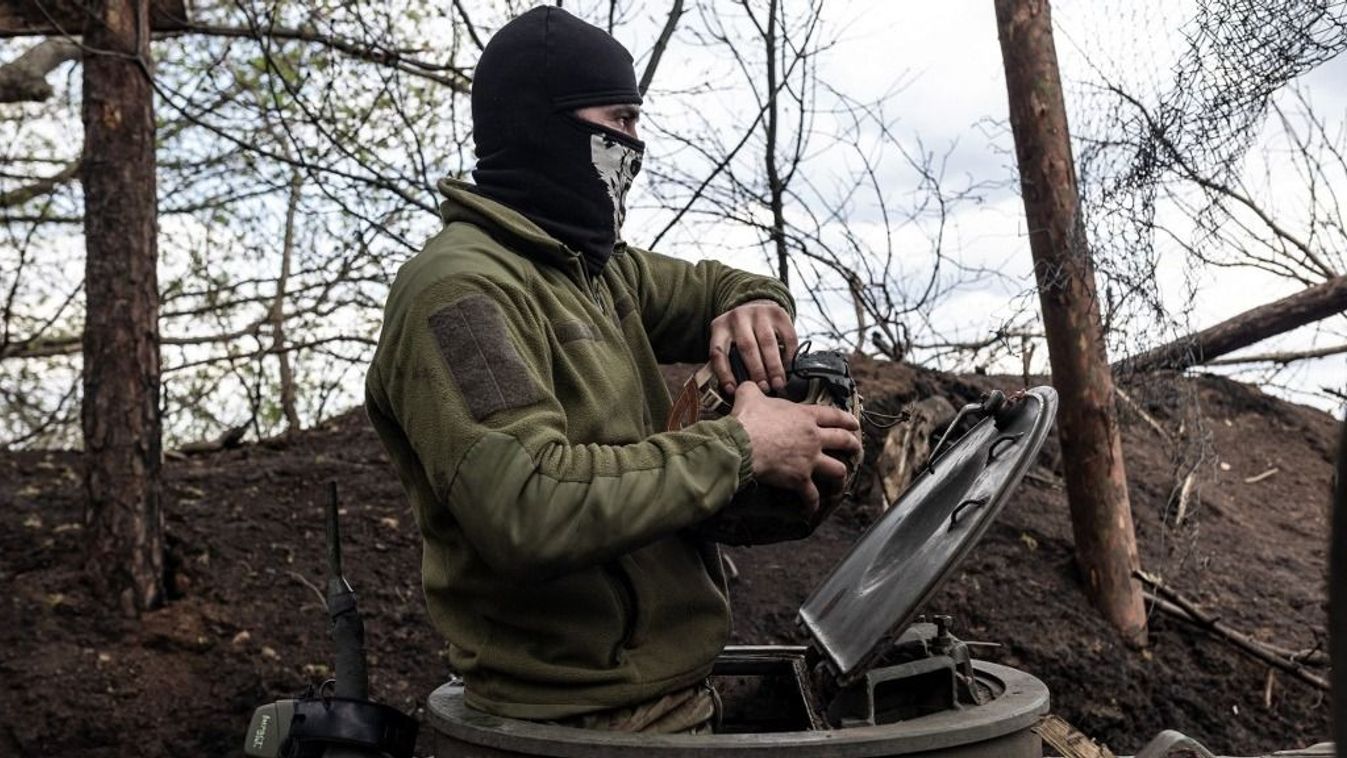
[0,357,1335,756]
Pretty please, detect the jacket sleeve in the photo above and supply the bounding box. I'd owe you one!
[621,246,795,364]
[373,274,754,581]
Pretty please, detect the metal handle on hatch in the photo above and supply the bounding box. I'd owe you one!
[948,497,989,530]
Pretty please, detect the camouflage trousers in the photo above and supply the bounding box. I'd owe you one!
[551,681,720,735]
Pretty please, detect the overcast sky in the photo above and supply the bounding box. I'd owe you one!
[599,0,1347,413]
[4,0,1340,445]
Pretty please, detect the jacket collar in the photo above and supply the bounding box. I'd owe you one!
[437,177,581,271]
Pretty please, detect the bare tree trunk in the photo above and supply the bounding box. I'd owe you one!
[995,0,1146,645]
[762,0,789,286]
[272,170,302,433]
[1330,416,1347,748]
[1116,275,1347,373]
[81,0,164,615]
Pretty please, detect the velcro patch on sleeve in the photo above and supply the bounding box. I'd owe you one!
[428,295,544,421]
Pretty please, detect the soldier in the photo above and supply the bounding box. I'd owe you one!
[365,7,860,734]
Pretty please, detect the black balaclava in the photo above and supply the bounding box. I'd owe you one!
[471,7,645,276]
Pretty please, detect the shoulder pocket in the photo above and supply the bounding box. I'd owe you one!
[428,294,543,421]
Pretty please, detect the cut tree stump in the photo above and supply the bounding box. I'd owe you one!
[875,396,955,509]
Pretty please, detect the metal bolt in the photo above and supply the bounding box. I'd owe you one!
[933,614,952,639]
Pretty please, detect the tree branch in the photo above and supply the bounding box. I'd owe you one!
[450,0,486,51]
[0,38,80,103]
[1205,341,1347,366]
[638,0,683,96]
[168,23,472,93]
[1137,572,1330,691]
[0,161,81,208]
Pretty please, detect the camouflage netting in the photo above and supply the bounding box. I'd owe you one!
[1066,0,1347,356]
[1058,0,1347,554]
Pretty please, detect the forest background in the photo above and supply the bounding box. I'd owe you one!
[4,0,1345,452]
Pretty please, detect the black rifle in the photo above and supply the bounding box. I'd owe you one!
[244,483,417,758]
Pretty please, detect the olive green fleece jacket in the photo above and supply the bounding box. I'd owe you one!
[365,179,794,719]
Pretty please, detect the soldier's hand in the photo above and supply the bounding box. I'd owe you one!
[730,382,861,512]
[708,300,798,396]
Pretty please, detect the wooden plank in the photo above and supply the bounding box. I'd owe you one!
[1033,714,1117,758]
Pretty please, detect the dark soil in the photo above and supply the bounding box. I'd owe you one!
[1,357,1338,757]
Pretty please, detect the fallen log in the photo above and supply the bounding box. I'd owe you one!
[1115,275,1347,374]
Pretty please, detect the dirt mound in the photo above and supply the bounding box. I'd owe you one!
[0,358,1338,756]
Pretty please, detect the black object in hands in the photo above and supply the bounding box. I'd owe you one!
[700,345,863,546]
[727,342,857,412]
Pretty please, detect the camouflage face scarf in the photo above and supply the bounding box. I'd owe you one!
[470,6,645,276]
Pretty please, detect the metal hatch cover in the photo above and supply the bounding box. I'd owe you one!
[799,386,1059,683]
